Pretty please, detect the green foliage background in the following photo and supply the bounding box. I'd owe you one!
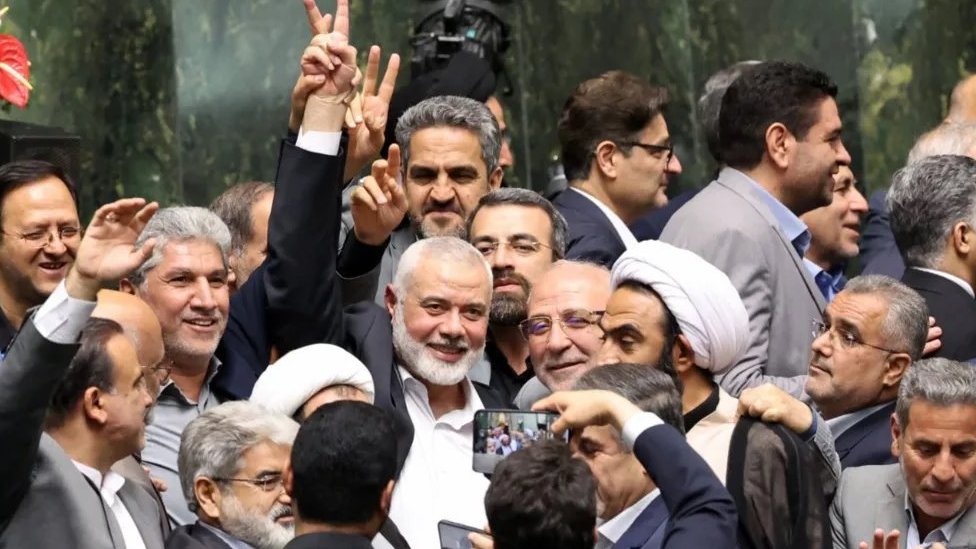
[2,0,974,214]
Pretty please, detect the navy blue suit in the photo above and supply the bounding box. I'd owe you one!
[902,267,976,362]
[552,188,627,268]
[631,423,738,549]
[858,190,905,278]
[629,189,699,242]
[613,497,668,549]
[212,138,347,399]
[835,402,896,470]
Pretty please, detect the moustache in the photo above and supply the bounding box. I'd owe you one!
[427,337,470,353]
[269,505,293,521]
[492,268,530,292]
[422,201,462,216]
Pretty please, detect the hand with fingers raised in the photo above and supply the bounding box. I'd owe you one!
[532,389,643,436]
[299,0,361,132]
[344,45,400,181]
[290,0,352,132]
[350,144,408,246]
[64,198,159,302]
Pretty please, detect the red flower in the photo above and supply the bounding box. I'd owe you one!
[0,34,31,108]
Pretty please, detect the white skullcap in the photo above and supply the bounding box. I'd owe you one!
[249,344,375,417]
[610,240,749,374]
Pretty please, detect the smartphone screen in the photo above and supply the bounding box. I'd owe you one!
[438,519,486,549]
[472,409,565,473]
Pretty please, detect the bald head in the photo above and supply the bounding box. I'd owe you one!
[93,290,164,369]
[948,75,976,124]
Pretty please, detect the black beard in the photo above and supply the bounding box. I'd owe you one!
[490,293,527,326]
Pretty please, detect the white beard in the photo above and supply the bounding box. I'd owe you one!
[219,493,294,549]
[392,305,484,386]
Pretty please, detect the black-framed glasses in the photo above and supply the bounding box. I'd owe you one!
[618,141,674,165]
[213,474,284,493]
[811,320,903,354]
[1,225,82,249]
[474,238,552,257]
[520,309,605,341]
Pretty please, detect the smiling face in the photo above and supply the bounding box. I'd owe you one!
[404,126,502,239]
[0,176,80,310]
[783,97,852,214]
[217,441,295,549]
[801,165,868,268]
[133,240,230,369]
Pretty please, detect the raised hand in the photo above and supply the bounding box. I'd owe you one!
[737,383,813,434]
[858,528,900,549]
[923,316,942,356]
[345,45,401,181]
[350,144,408,245]
[300,33,359,101]
[65,198,158,300]
[289,0,350,132]
[532,390,642,435]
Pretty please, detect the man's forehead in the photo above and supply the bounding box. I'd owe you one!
[827,292,886,326]
[155,240,225,269]
[470,205,551,239]
[408,127,483,162]
[530,269,609,310]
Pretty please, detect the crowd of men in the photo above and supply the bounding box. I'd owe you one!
[3,0,976,548]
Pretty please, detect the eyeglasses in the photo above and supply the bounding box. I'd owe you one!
[474,238,552,257]
[811,320,902,354]
[214,474,284,493]
[519,309,605,341]
[0,225,82,249]
[618,141,674,165]
[147,361,173,386]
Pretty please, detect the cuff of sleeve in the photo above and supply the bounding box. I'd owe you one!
[338,232,390,279]
[33,281,97,343]
[622,412,663,451]
[800,405,819,441]
[296,129,342,156]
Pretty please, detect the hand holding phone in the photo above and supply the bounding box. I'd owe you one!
[438,519,489,549]
[472,409,566,473]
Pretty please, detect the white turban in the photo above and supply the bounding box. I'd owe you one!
[249,344,375,417]
[610,240,749,374]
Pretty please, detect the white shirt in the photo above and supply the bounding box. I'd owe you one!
[916,267,976,298]
[596,489,661,549]
[72,461,148,549]
[571,188,639,249]
[905,491,963,548]
[388,367,490,549]
[32,281,97,343]
[825,401,893,440]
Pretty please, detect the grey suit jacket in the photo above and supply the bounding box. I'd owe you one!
[661,168,825,400]
[0,318,166,549]
[830,463,976,548]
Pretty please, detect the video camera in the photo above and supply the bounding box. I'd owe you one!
[410,0,515,93]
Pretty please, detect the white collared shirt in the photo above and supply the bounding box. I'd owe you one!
[825,401,893,440]
[571,188,639,249]
[72,461,148,549]
[916,268,976,298]
[905,491,963,548]
[596,489,661,549]
[388,367,490,549]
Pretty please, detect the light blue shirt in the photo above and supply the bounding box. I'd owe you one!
[732,168,811,258]
[803,258,848,303]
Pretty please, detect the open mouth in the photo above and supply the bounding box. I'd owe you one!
[38,261,67,273]
[183,318,218,331]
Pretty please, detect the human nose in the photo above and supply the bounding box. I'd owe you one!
[811,326,833,355]
[190,278,218,310]
[491,243,514,270]
[546,319,572,353]
[667,152,683,174]
[430,174,458,202]
[930,451,957,484]
[849,186,869,215]
[41,231,69,254]
[439,309,465,337]
[836,141,852,166]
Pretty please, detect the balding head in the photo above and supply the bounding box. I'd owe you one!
[93,290,164,369]
[948,75,976,124]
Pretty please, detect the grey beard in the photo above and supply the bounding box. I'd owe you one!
[490,293,527,326]
[219,494,294,549]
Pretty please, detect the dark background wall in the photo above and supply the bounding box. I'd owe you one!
[4,0,974,214]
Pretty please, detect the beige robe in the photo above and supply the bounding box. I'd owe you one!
[685,387,738,484]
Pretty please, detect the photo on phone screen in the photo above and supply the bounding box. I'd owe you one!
[438,519,486,549]
[472,409,565,473]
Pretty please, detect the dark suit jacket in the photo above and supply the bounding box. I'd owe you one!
[0,318,165,549]
[213,138,347,399]
[629,189,699,242]
[613,496,668,549]
[835,402,897,470]
[285,531,373,549]
[858,190,905,279]
[553,188,628,268]
[632,422,738,549]
[902,267,976,361]
[165,522,232,549]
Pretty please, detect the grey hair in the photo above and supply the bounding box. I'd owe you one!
[128,206,232,286]
[842,275,928,360]
[895,358,976,430]
[698,60,762,163]
[392,236,492,298]
[465,188,569,259]
[573,363,685,435]
[179,401,299,512]
[209,181,274,257]
[887,154,976,269]
[906,123,976,164]
[395,95,501,175]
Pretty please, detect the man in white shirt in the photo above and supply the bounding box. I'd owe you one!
[0,197,166,549]
[552,70,683,267]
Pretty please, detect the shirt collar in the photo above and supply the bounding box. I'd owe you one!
[72,460,127,506]
[915,268,976,298]
[570,188,639,249]
[198,522,256,549]
[159,356,223,403]
[905,490,964,544]
[729,168,811,257]
[598,489,660,544]
[825,401,893,440]
[804,259,848,302]
[398,366,483,428]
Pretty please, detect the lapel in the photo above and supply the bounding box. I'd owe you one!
[716,170,826,310]
[118,482,164,549]
[613,496,669,549]
[834,402,895,462]
[876,467,909,535]
[554,188,627,250]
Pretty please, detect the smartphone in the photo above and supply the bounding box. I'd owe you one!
[472,409,566,473]
[438,519,487,549]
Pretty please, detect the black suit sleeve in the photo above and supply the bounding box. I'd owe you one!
[564,233,620,269]
[632,424,739,549]
[0,319,81,524]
